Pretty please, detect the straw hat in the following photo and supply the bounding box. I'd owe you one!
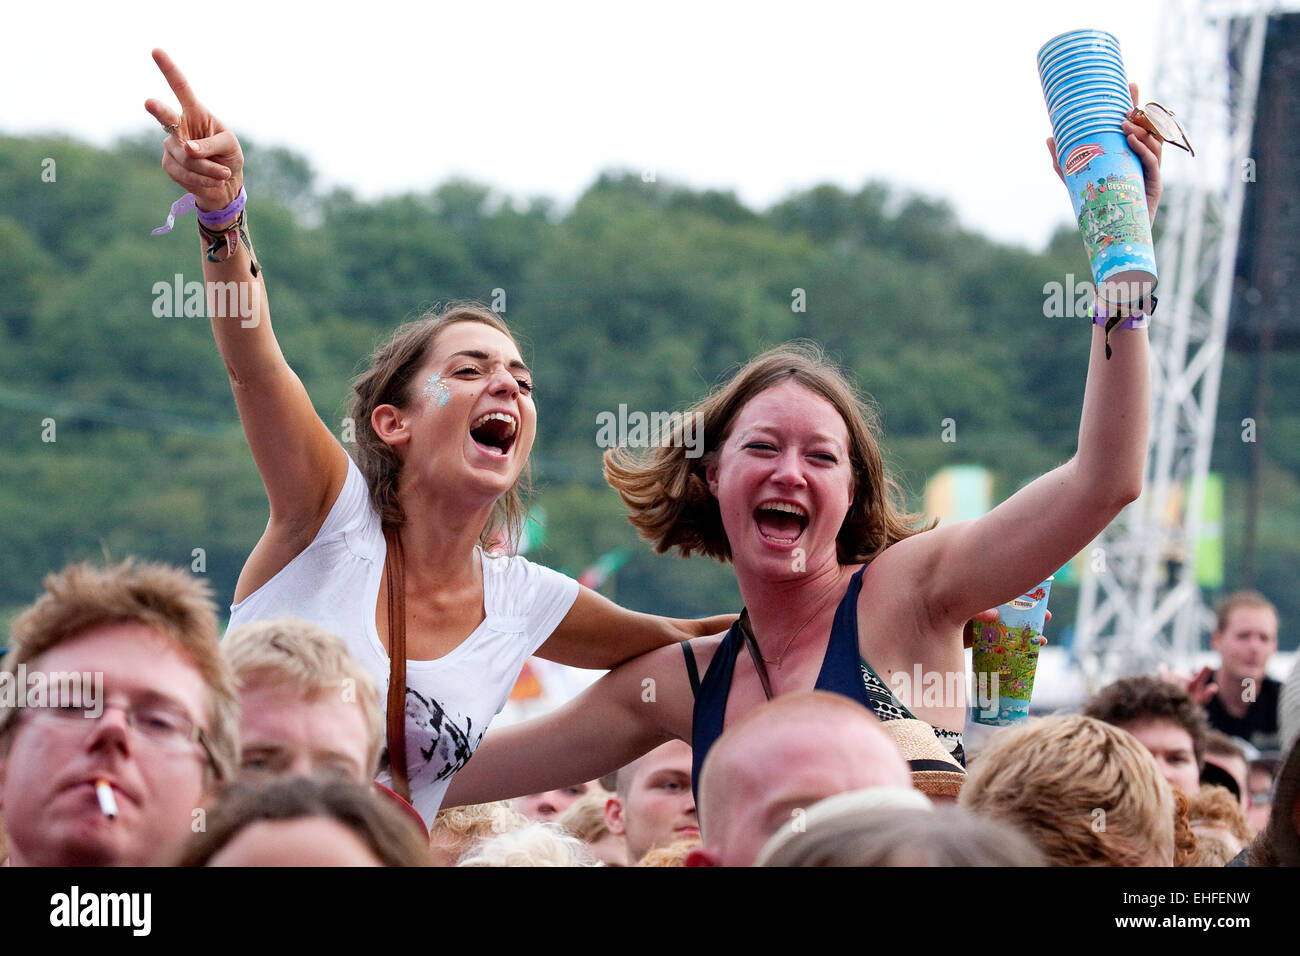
[881,718,967,799]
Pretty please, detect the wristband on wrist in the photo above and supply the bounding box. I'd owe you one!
[152,186,260,277]
[197,209,261,277]
[1092,294,1156,360]
[151,186,247,236]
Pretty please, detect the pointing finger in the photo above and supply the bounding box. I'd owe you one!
[152,48,203,114]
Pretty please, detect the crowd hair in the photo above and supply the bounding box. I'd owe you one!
[174,777,431,867]
[1213,590,1277,633]
[1083,674,1209,770]
[959,715,1176,867]
[456,821,599,867]
[756,805,1044,867]
[555,791,613,844]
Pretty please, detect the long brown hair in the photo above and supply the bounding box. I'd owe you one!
[603,341,932,564]
[348,302,530,550]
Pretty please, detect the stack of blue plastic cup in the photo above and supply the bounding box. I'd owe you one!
[1037,29,1157,307]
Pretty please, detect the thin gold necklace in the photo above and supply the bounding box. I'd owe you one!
[755,576,843,668]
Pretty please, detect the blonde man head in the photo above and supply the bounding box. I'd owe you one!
[223,619,382,785]
[960,715,1176,866]
[0,560,238,866]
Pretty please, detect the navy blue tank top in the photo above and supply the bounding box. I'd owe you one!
[688,565,874,798]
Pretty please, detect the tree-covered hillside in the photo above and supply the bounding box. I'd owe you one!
[2,133,1296,647]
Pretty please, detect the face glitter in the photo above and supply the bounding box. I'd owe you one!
[423,374,451,407]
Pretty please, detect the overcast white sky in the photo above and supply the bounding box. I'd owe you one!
[3,0,1167,249]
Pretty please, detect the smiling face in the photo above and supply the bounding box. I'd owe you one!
[706,380,855,578]
[384,321,536,507]
[0,623,212,867]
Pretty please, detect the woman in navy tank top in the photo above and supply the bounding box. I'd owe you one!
[444,110,1165,809]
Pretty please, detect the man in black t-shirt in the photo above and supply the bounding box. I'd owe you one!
[1195,592,1282,753]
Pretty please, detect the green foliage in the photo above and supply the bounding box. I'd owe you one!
[0,133,1295,640]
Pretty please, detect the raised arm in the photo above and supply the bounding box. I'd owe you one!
[535,584,735,669]
[920,88,1161,627]
[442,643,689,807]
[145,50,348,600]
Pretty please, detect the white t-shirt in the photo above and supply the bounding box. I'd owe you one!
[227,456,580,826]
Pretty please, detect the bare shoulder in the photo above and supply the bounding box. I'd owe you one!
[858,524,965,626]
[614,631,726,742]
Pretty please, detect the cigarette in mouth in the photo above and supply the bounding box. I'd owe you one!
[95,779,118,819]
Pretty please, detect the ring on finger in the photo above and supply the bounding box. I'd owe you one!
[162,123,181,138]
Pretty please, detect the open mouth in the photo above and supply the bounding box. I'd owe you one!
[469,412,518,457]
[753,501,808,546]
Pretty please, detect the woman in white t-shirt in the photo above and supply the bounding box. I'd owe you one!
[145,51,729,825]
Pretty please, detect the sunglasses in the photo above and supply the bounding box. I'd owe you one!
[1128,102,1195,156]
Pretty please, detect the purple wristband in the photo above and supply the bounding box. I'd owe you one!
[151,186,247,235]
[197,187,247,227]
[1091,300,1152,332]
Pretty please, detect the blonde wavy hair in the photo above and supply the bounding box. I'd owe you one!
[604,341,932,564]
[456,822,598,867]
[959,715,1175,867]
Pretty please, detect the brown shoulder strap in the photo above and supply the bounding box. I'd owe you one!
[737,609,775,703]
[382,524,410,802]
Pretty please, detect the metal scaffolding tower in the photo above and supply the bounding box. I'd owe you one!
[1073,0,1290,688]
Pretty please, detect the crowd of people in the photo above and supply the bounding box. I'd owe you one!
[2,50,1297,868]
[0,565,1295,867]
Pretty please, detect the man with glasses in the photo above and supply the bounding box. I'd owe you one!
[0,560,239,866]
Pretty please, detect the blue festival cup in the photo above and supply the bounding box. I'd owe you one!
[1043,59,1128,91]
[1047,77,1132,112]
[1058,130,1157,306]
[1047,77,1131,107]
[1039,29,1120,56]
[1052,108,1130,145]
[1039,42,1122,78]
[970,578,1054,726]
[1048,79,1133,116]
[1050,94,1131,130]
[1038,29,1120,69]
[1042,56,1127,90]
[1052,108,1130,147]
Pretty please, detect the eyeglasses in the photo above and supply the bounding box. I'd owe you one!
[24,700,217,771]
[1129,102,1194,156]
